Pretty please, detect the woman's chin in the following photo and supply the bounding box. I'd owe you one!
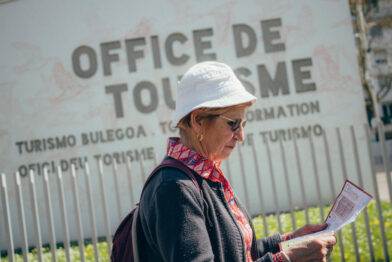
[213,150,233,162]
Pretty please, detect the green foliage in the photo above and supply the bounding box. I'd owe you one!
[4,242,110,262]
[4,201,391,261]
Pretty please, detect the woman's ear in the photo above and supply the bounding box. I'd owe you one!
[190,110,203,135]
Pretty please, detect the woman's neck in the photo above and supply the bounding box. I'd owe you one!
[180,137,210,160]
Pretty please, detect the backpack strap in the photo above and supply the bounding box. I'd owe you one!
[141,157,201,196]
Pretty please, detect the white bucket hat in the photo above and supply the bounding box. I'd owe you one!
[171,61,257,128]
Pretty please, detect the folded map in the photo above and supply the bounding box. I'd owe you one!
[279,180,373,251]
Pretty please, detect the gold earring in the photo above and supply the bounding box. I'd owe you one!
[197,134,204,142]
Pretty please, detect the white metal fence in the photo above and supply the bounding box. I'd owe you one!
[1,123,391,261]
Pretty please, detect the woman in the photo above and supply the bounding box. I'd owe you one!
[138,61,336,261]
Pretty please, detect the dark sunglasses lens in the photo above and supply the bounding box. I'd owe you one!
[232,120,242,131]
[227,121,236,130]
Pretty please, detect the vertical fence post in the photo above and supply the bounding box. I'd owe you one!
[278,136,296,230]
[237,145,250,211]
[56,166,71,262]
[97,160,112,256]
[112,160,122,223]
[376,121,392,208]
[292,134,309,224]
[29,170,43,262]
[125,158,135,209]
[322,130,336,199]
[1,174,15,262]
[308,133,324,222]
[70,165,85,262]
[336,128,360,262]
[365,124,390,261]
[139,154,147,183]
[84,163,99,262]
[322,130,345,261]
[15,172,28,262]
[264,138,282,234]
[42,168,57,262]
[350,126,375,261]
[250,138,269,236]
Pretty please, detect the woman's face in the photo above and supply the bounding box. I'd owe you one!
[202,107,246,162]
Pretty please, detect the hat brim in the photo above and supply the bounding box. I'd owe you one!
[170,91,256,128]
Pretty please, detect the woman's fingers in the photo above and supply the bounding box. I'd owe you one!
[291,223,329,238]
[308,223,328,232]
[326,246,334,258]
[323,232,337,246]
[286,233,337,262]
[313,234,337,260]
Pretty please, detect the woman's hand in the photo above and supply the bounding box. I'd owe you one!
[284,232,337,262]
[291,223,328,239]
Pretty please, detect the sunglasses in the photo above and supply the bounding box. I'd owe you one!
[219,115,247,132]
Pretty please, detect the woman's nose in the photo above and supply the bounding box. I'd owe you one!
[233,126,245,142]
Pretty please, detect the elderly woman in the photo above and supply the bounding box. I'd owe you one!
[137,62,336,262]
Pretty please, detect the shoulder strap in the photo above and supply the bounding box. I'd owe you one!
[141,157,201,197]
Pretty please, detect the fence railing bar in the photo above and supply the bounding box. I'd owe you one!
[139,154,147,184]
[29,170,43,262]
[42,168,57,262]
[376,122,392,208]
[328,138,344,262]
[336,231,346,262]
[350,126,375,261]
[308,132,324,222]
[1,174,15,262]
[250,138,269,236]
[264,138,282,234]
[365,124,390,261]
[112,160,122,223]
[278,135,296,230]
[152,152,158,167]
[322,130,336,197]
[237,145,250,211]
[351,225,360,262]
[56,167,71,262]
[84,163,99,262]
[15,172,28,262]
[322,130,345,261]
[336,128,360,262]
[70,165,85,262]
[323,130,336,201]
[292,134,309,224]
[360,208,374,259]
[97,160,112,256]
[125,158,135,209]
